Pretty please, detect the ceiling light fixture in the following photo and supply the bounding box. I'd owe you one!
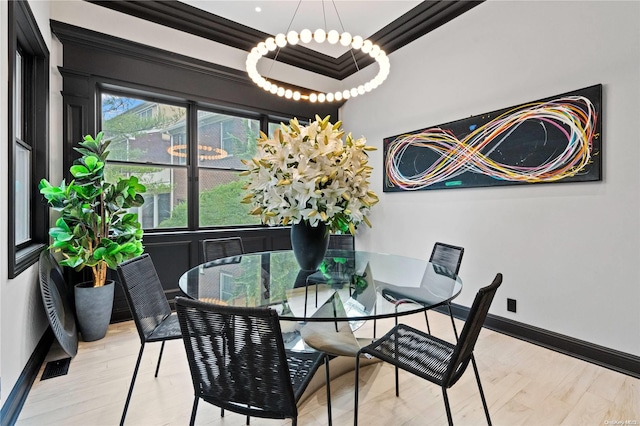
[245,0,390,102]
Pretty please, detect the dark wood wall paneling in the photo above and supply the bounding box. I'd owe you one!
[110,227,292,322]
[51,21,332,322]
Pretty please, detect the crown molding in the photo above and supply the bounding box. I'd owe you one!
[85,0,484,80]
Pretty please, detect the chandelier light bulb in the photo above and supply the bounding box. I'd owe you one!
[327,30,340,44]
[300,29,313,43]
[351,35,363,49]
[286,30,299,45]
[246,27,390,102]
[275,33,287,47]
[265,37,277,51]
[314,29,327,43]
[340,32,352,46]
[361,40,373,54]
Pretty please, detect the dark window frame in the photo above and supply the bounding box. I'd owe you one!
[8,0,50,278]
[97,85,282,232]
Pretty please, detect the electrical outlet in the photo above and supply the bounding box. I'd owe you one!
[507,298,517,313]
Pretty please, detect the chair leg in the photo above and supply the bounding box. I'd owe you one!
[447,303,459,341]
[373,318,377,339]
[189,397,199,426]
[120,344,145,426]
[442,388,453,426]
[471,355,492,425]
[354,354,361,426]
[394,315,399,397]
[154,341,166,377]
[325,355,332,426]
[423,310,431,334]
[292,417,297,426]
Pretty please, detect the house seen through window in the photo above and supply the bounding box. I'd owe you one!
[101,92,262,230]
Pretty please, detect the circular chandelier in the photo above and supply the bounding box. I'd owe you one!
[246,28,390,103]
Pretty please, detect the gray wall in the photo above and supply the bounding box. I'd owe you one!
[342,0,640,356]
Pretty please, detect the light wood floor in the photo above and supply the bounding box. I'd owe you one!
[16,311,639,426]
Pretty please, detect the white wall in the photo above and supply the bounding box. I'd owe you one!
[342,0,640,356]
[0,0,57,406]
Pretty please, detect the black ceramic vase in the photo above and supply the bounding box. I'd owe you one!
[290,220,330,271]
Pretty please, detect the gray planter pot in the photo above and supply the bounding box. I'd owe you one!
[74,280,115,342]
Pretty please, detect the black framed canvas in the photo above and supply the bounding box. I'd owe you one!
[383,84,602,192]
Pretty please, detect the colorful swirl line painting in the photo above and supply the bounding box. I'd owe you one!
[383,84,602,192]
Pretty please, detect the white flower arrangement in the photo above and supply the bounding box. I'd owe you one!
[241,115,379,234]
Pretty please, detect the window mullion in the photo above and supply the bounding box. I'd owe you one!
[188,103,200,231]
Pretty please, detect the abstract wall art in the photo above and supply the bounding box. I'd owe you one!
[383,84,602,192]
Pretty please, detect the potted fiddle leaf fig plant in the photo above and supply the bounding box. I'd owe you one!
[39,132,146,341]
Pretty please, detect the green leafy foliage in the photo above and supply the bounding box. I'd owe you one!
[39,132,146,287]
[159,179,260,228]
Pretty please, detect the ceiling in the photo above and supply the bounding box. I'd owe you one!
[88,0,484,80]
[179,1,424,58]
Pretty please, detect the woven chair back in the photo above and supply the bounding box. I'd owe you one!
[445,273,502,386]
[328,234,355,250]
[202,237,245,262]
[175,297,298,420]
[117,254,172,343]
[429,242,464,275]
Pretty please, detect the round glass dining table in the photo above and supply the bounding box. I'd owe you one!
[178,249,462,356]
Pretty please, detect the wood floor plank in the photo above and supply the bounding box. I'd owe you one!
[16,311,640,426]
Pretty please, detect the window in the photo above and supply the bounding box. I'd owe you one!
[101,92,188,229]
[8,1,50,278]
[99,89,309,231]
[198,111,261,227]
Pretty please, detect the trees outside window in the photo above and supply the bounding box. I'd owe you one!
[100,92,289,230]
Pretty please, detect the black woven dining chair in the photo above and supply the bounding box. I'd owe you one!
[373,242,464,338]
[175,296,332,426]
[354,273,502,426]
[425,242,464,334]
[202,236,245,262]
[117,254,182,426]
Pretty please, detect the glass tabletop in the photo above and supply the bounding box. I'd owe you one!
[178,249,463,323]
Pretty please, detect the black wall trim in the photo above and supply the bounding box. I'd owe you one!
[0,328,53,426]
[50,20,339,119]
[435,303,640,379]
[85,0,484,80]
